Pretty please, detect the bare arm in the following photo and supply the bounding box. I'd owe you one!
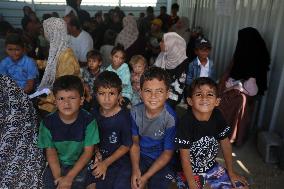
[180,149,198,189]
[46,148,61,180]
[130,136,141,189]
[220,138,248,187]
[24,79,35,94]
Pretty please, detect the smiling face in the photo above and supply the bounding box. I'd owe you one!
[55,89,84,122]
[96,87,121,114]
[187,84,220,121]
[5,44,25,62]
[141,78,169,117]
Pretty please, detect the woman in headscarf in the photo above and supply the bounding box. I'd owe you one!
[218,27,270,145]
[115,15,146,63]
[36,17,80,113]
[170,16,190,44]
[154,32,190,108]
[0,75,45,188]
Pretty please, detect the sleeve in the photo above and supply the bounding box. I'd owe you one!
[120,112,133,147]
[84,119,100,146]
[174,116,191,149]
[185,62,194,85]
[163,114,177,150]
[27,59,39,80]
[38,121,55,148]
[121,65,131,86]
[215,109,231,140]
[130,111,139,136]
[0,59,8,74]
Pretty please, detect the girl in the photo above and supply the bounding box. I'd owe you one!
[106,44,133,108]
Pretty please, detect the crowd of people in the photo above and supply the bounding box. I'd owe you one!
[0,1,271,188]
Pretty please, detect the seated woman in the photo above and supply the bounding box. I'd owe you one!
[218,27,270,146]
[0,75,45,188]
[35,17,80,114]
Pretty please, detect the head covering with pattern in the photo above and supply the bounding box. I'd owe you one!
[38,17,70,90]
[115,15,139,50]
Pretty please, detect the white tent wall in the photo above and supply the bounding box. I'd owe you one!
[0,0,167,29]
[178,0,284,136]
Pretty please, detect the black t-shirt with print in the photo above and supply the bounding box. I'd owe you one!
[175,108,231,174]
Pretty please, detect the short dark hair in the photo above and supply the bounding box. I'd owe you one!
[140,67,171,90]
[93,71,122,94]
[68,15,81,30]
[186,77,218,98]
[111,44,126,58]
[53,75,84,97]
[171,3,180,10]
[5,33,24,47]
[86,50,102,62]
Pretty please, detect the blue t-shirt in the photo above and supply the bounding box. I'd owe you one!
[93,107,132,165]
[0,55,38,89]
[131,103,177,160]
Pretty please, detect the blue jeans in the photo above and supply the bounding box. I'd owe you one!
[43,165,88,189]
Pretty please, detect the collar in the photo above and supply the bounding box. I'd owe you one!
[197,57,209,67]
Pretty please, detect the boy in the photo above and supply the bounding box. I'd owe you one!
[175,77,248,189]
[38,75,100,189]
[130,67,177,189]
[0,33,38,94]
[86,71,132,189]
[186,38,216,86]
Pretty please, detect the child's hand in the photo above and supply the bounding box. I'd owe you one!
[228,172,249,188]
[55,175,73,189]
[139,175,149,189]
[188,180,199,189]
[131,169,141,189]
[92,161,108,180]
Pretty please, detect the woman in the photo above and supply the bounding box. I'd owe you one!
[115,15,146,63]
[154,32,190,108]
[0,75,45,188]
[170,16,190,44]
[36,17,80,113]
[218,27,270,145]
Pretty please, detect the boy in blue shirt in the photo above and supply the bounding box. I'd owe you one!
[86,71,132,189]
[130,67,177,189]
[175,77,248,189]
[38,75,100,189]
[0,33,38,94]
[186,38,216,86]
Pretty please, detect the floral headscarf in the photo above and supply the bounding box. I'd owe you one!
[38,17,70,90]
[115,15,139,50]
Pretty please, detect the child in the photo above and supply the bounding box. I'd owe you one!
[129,55,147,106]
[0,33,38,94]
[38,75,100,189]
[186,38,216,86]
[130,67,177,189]
[106,44,133,108]
[175,77,249,189]
[86,71,132,189]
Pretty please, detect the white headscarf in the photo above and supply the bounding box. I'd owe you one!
[154,32,187,69]
[115,15,139,50]
[38,17,70,90]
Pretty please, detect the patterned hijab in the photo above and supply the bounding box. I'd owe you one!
[38,17,70,90]
[0,75,44,188]
[155,32,187,69]
[115,15,139,50]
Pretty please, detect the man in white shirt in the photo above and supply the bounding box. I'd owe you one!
[64,15,93,67]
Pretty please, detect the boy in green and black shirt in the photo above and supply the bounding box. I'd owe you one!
[38,75,100,189]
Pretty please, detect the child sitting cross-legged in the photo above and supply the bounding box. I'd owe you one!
[38,75,100,189]
[86,71,132,189]
[175,77,249,189]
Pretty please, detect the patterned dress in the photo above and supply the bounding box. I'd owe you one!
[0,75,45,188]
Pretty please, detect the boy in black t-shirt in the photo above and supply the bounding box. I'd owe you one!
[86,71,132,189]
[175,77,249,189]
